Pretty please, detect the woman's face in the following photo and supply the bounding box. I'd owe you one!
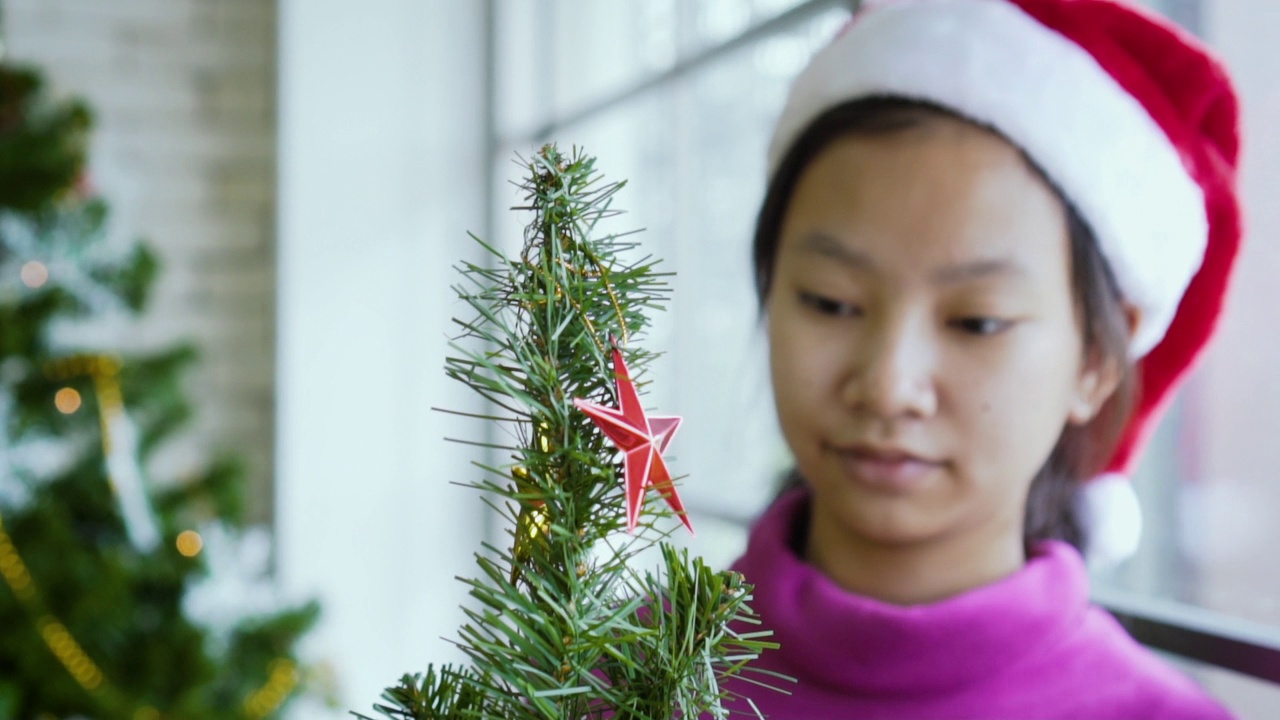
[767,117,1115,553]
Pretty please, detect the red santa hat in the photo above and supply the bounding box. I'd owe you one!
[768,0,1242,564]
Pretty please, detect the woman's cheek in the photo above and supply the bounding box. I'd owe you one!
[956,338,1077,488]
[771,314,836,431]
[792,321,848,399]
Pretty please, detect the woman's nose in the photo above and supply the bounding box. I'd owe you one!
[841,315,939,420]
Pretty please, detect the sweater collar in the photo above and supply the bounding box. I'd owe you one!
[733,489,1090,697]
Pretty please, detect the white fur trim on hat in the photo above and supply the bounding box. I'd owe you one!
[1077,472,1143,567]
[768,0,1208,358]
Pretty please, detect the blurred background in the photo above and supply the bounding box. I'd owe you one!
[1,0,1278,717]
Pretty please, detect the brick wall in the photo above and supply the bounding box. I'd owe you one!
[6,0,278,522]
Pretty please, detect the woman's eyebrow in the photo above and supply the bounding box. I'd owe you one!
[801,231,1026,284]
[800,232,876,270]
[931,258,1025,284]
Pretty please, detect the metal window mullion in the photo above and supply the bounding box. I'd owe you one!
[482,0,502,550]
[1159,0,1205,37]
[511,0,857,145]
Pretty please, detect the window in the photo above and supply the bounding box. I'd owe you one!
[492,0,847,564]
[490,2,1280,716]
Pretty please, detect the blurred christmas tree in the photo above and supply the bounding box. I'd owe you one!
[357,145,782,720]
[0,60,324,718]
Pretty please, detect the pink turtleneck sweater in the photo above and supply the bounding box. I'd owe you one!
[722,490,1233,719]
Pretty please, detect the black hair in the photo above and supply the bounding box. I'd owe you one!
[757,97,1138,556]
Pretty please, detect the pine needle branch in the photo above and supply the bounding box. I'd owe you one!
[367,145,777,719]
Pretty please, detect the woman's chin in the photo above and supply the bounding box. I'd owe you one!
[816,487,944,547]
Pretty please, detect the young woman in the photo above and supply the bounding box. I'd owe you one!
[725,0,1242,717]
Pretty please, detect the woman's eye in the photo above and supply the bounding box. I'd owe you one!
[799,292,862,318]
[952,317,1012,336]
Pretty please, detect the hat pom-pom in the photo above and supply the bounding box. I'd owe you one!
[1077,473,1143,568]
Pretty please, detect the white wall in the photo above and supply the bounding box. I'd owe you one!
[276,0,488,714]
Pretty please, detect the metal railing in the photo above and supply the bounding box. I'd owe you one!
[1095,586,1280,684]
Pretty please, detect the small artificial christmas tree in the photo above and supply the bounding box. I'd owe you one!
[358,145,781,720]
[0,61,324,718]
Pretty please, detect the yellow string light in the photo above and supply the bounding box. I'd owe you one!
[55,387,82,414]
[175,530,203,558]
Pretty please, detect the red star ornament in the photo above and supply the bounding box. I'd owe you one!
[573,346,694,535]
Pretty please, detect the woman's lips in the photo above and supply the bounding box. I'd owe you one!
[834,445,942,492]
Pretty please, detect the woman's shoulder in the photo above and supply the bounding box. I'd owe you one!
[1033,603,1234,719]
